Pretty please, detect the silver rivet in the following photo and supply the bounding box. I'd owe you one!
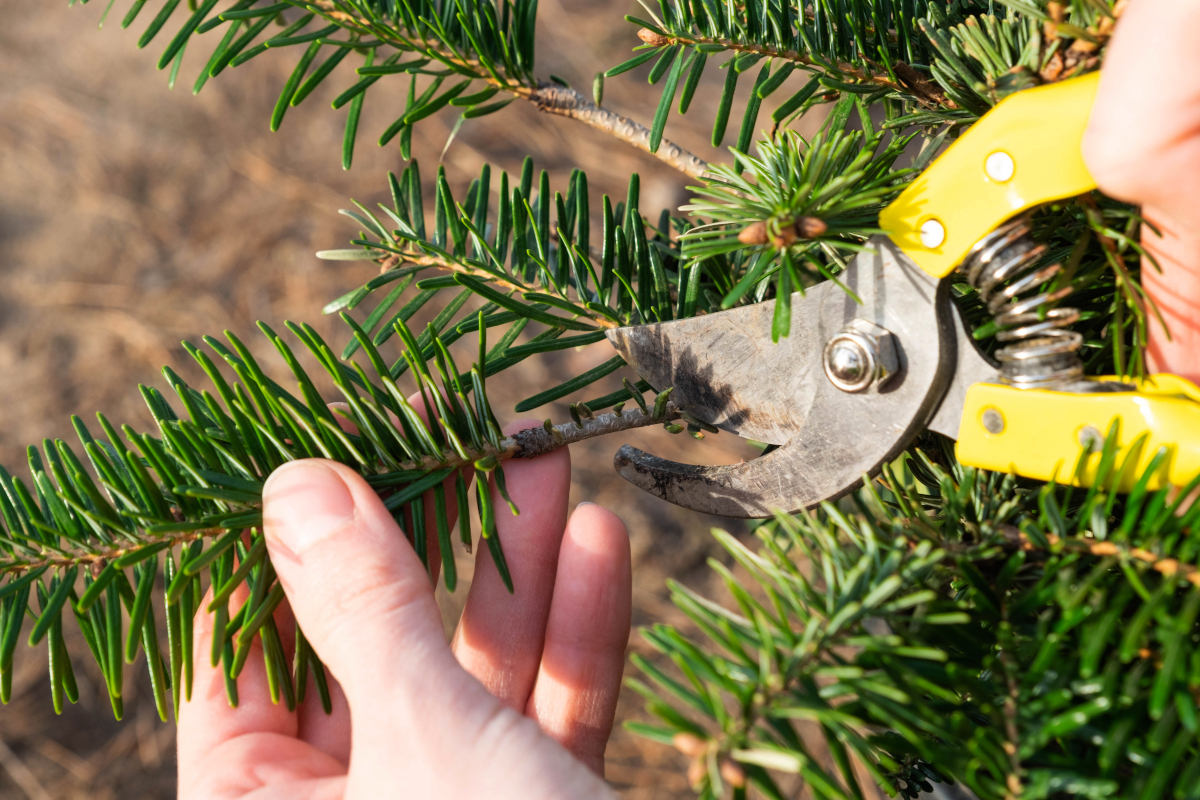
[985,151,1015,183]
[982,407,1005,434]
[1078,425,1103,451]
[826,339,870,387]
[822,319,899,394]
[920,219,945,249]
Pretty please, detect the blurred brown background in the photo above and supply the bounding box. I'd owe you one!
[0,0,833,796]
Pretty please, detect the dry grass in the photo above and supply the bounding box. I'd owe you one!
[0,0,844,796]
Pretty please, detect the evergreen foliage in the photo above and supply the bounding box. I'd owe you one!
[10,0,1189,797]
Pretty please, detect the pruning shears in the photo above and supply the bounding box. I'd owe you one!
[606,71,1200,518]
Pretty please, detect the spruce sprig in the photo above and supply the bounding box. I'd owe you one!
[680,115,916,338]
[606,0,1125,155]
[0,304,681,722]
[83,0,710,175]
[633,432,1200,800]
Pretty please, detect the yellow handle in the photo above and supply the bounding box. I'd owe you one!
[880,72,1101,278]
[956,375,1200,490]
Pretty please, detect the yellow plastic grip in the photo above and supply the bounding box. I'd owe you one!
[956,375,1200,491]
[879,71,1101,279]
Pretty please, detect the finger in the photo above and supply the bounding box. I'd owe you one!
[1140,210,1200,383]
[189,735,346,800]
[296,669,352,767]
[261,459,461,717]
[452,419,571,710]
[177,584,342,798]
[264,458,552,800]
[1083,0,1200,382]
[526,503,631,774]
[1084,0,1200,230]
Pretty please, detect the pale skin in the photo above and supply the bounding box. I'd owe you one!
[177,417,630,800]
[1083,0,1200,383]
[177,2,1197,796]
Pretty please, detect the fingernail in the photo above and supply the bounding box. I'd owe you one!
[263,461,356,555]
[577,501,595,508]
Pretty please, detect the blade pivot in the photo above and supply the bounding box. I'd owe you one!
[608,236,964,517]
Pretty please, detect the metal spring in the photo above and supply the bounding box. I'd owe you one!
[959,216,1083,388]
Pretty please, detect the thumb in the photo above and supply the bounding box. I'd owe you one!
[261,459,455,710]
[1083,0,1200,230]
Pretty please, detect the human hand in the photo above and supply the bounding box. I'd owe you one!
[1083,0,1200,382]
[176,420,632,800]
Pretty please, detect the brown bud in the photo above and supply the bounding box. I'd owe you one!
[1044,0,1066,39]
[90,558,108,579]
[1039,51,1064,82]
[638,28,671,46]
[687,758,707,788]
[1112,0,1129,19]
[772,226,798,248]
[673,732,708,758]
[1156,558,1180,576]
[378,254,401,275]
[1068,37,1099,54]
[740,217,825,248]
[737,220,769,246]
[794,216,828,239]
[719,758,747,788]
[1095,14,1116,37]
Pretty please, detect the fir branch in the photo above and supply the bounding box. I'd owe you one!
[0,288,689,717]
[83,0,710,177]
[525,82,710,178]
[633,28,950,110]
[681,123,915,330]
[0,404,682,575]
[301,0,710,174]
[322,159,700,356]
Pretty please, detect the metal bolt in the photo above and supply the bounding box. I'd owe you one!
[981,407,1005,434]
[823,319,899,393]
[1078,425,1103,451]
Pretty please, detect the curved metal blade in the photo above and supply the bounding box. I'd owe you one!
[606,279,843,445]
[610,236,957,518]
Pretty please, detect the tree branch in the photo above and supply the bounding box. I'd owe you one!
[373,247,621,330]
[643,30,950,110]
[302,1,710,178]
[523,83,710,178]
[0,404,683,574]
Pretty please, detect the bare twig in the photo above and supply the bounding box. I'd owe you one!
[510,403,682,458]
[524,83,710,178]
